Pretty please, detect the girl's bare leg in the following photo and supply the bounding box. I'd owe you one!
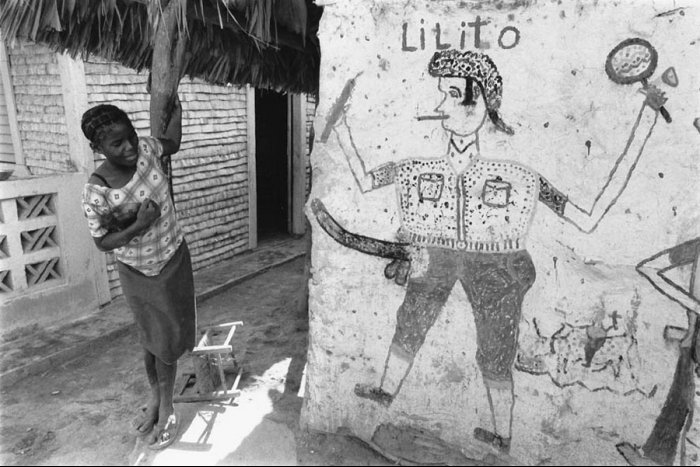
[135,349,160,434]
[156,358,177,422]
[147,357,178,445]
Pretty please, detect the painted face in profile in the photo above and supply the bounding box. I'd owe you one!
[435,76,487,137]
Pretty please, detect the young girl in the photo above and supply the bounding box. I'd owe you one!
[80,97,194,450]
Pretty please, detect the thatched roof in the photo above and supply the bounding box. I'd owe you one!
[0,0,322,94]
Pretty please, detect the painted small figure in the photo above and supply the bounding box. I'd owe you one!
[617,239,700,466]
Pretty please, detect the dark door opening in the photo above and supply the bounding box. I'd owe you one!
[255,89,288,240]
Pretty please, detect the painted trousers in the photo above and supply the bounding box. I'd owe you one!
[391,247,536,386]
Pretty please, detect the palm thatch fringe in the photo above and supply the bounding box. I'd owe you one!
[0,0,320,94]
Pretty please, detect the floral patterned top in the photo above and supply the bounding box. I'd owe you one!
[81,136,183,276]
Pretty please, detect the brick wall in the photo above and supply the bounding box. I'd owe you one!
[173,84,250,271]
[5,46,310,301]
[7,42,72,174]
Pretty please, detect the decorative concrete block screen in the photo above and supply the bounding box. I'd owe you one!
[0,173,100,334]
[303,1,700,465]
[0,192,61,293]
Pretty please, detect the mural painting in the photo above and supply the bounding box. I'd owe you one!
[303,2,700,465]
[616,240,700,466]
[312,42,667,455]
[514,309,651,397]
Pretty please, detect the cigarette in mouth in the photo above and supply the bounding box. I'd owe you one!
[416,115,449,121]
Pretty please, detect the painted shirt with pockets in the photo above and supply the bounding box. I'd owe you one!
[369,156,567,252]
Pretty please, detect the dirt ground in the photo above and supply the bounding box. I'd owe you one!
[0,258,392,466]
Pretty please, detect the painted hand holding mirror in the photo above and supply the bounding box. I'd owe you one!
[605,37,672,123]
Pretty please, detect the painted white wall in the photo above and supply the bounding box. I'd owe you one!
[0,174,102,334]
[304,0,700,465]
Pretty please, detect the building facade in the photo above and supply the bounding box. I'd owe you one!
[0,39,315,335]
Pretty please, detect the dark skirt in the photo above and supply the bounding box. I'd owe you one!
[118,241,196,364]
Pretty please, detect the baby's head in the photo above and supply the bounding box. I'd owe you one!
[81,104,136,152]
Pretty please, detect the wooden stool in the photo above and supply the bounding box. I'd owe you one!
[174,321,244,403]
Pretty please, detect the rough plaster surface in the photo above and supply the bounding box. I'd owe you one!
[303,1,700,465]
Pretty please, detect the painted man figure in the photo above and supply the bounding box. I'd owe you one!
[330,48,665,452]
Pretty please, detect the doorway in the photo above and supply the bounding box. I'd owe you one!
[255,89,288,240]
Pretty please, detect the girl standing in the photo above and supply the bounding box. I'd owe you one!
[80,96,194,450]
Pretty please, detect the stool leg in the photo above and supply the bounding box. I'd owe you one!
[217,353,227,395]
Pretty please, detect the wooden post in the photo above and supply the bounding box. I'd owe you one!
[149,0,188,200]
[247,85,258,250]
[290,93,306,235]
[0,36,28,176]
[150,0,187,136]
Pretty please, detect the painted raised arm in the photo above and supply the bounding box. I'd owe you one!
[561,93,661,233]
[322,72,392,194]
[333,117,376,193]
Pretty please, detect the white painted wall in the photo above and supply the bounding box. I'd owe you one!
[303,0,700,465]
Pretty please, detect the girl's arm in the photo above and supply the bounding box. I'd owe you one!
[93,199,161,252]
[158,94,182,157]
[93,220,146,252]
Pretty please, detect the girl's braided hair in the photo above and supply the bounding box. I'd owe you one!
[81,104,133,146]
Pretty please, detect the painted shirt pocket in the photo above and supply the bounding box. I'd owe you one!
[418,173,445,201]
[482,178,512,207]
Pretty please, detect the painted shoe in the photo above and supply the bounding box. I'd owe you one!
[474,427,511,454]
[354,383,394,407]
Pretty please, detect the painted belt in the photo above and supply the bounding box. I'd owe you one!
[402,231,525,252]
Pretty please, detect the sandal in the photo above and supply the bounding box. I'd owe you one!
[131,406,158,437]
[148,413,180,451]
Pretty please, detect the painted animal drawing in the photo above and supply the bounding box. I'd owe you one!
[514,315,649,396]
[313,43,667,453]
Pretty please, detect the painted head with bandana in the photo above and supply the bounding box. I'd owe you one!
[428,49,513,136]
